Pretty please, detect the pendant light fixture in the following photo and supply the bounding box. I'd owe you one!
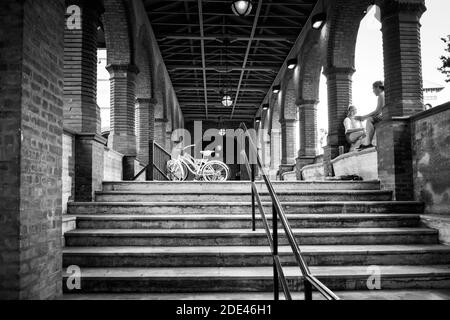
[287,58,298,70]
[311,1,327,30]
[231,0,253,17]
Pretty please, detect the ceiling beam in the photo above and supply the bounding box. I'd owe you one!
[168,66,277,73]
[198,0,208,119]
[157,35,296,43]
[227,0,262,120]
[177,87,267,93]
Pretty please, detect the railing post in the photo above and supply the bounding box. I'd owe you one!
[273,203,279,301]
[251,164,256,232]
[304,280,313,301]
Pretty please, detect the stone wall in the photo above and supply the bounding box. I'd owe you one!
[103,147,124,181]
[411,103,450,215]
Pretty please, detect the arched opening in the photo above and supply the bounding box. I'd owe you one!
[317,67,328,155]
[353,5,384,116]
[97,48,110,135]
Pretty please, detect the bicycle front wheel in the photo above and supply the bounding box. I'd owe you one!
[167,160,186,181]
[201,161,230,182]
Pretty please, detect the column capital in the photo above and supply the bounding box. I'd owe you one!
[380,0,426,21]
[279,118,297,126]
[66,0,104,15]
[323,66,356,77]
[297,99,319,107]
[106,64,140,77]
[136,97,158,105]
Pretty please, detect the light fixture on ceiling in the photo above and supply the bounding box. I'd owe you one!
[311,0,327,30]
[273,85,281,94]
[262,104,269,111]
[255,117,261,126]
[287,58,298,70]
[231,0,253,17]
[218,117,227,136]
[222,93,233,107]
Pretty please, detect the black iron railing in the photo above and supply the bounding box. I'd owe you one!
[239,123,340,301]
[133,141,170,181]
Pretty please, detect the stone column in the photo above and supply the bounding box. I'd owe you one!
[270,129,282,175]
[154,118,169,150]
[323,67,355,176]
[377,0,426,200]
[296,101,318,176]
[0,0,65,299]
[64,0,106,200]
[107,64,139,180]
[279,119,297,176]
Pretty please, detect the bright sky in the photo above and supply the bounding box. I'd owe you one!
[316,0,450,133]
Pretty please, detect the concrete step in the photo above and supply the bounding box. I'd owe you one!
[64,228,438,247]
[67,201,424,215]
[95,190,393,203]
[61,289,450,300]
[62,265,450,293]
[73,214,421,229]
[102,181,382,192]
[63,245,450,268]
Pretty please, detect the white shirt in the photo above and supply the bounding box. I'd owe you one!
[344,117,363,134]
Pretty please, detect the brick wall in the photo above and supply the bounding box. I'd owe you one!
[0,0,65,299]
[411,103,450,214]
[103,147,124,181]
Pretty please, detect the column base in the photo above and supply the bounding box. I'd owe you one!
[376,118,414,200]
[296,156,317,180]
[279,164,296,179]
[74,133,107,201]
[123,156,139,181]
[109,132,137,157]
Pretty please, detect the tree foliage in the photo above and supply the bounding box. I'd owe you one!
[439,35,450,83]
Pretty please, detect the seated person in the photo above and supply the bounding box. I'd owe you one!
[344,105,366,152]
[355,81,385,150]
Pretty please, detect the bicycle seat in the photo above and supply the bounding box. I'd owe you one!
[200,151,214,157]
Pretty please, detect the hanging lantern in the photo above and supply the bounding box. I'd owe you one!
[222,94,233,107]
[231,0,253,17]
[311,12,327,30]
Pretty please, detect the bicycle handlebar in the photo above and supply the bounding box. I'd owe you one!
[182,144,196,151]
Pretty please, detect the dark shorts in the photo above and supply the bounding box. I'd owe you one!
[370,114,383,124]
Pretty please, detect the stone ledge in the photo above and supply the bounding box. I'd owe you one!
[331,148,378,181]
[421,215,450,245]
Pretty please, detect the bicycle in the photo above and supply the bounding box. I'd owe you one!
[167,144,230,182]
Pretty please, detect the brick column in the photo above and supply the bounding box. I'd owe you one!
[136,98,157,164]
[377,0,426,200]
[323,67,355,176]
[64,0,103,134]
[107,64,139,180]
[279,119,297,176]
[0,0,65,299]
[296,101,318,175]
[107,64,139,156]
[64,0,106,201]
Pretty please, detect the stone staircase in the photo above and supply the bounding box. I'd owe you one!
[63,181,450,299]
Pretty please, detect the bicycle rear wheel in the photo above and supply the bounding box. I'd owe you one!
[201,161,230,182]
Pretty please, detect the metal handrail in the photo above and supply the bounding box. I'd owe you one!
[239,122,340,301]
[133,141,171,181]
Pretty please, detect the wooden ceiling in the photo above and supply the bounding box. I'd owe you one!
[144,0,317,121]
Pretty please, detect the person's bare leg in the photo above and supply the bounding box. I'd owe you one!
[365,119,375,146]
